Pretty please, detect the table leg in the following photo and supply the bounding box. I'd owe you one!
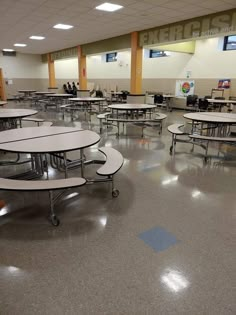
[63,152,68,178]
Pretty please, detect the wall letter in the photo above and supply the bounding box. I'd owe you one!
[139,32,148,46]
[211,14,230,31]
[159,28,169,43]
[169,25,184,41]
[184,21,201,38]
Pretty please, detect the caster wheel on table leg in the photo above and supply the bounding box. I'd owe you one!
[50,215,60,226]
[112,189,119,198]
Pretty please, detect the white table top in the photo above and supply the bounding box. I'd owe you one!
[108,104,156,110]
[68,97,105,102]
[163,94,176,98]
[206,99,236,104]
[108,91,123,95]
[18,90,36,93]
[46,94,73,97]
[0,108,37,119]
[0,101,7,106]
[34,91,55,95]
[184,112,236,123]
[0,127,100,153]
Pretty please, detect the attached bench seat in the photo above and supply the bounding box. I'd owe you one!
[105,113,167,136]
[97,147,124,176]
[97,112,112,132]
[88,147,123,197]
[22,117,44,124]
[167,123,188,154]
[189,134,236,160]
[0,177,86,226]
[189,134,236,143]
[21,117,53,127]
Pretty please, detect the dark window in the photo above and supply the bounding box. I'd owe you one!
[223,35,236,51]
[149,50,167,58]
[106,52,117,62]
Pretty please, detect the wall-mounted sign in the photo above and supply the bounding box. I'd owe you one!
[218,79,231,89]
[175,80,195,97]
[139,9,236,46]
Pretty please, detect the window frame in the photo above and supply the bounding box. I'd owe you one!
[223,35,236,51]
[149,50,167,58]
[106,52,117,62]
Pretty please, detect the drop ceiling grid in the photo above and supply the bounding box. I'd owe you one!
[0,0,234,54]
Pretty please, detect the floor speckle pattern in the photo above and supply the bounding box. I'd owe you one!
[0,101,235,314]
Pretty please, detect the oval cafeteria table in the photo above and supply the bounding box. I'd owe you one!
[0,108,38,129]
[0,127,100,178]
[184,112,236,136]
[206,98,236,111]
[108,103,156,115]
[68,97,106,114]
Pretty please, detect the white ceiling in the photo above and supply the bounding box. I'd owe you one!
[0,0,235,54]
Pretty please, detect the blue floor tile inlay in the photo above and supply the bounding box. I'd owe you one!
[138,226,179,252]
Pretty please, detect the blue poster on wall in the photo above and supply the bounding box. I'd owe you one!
[175,80,195,97]
[218,79,231,89]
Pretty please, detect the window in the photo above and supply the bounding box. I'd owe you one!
[149,50,167,58]
[106,52,117,62]
[223,35,236,51]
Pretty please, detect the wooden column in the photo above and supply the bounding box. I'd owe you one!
[78,46,87,90]
[130,32,143,94]
[47,53,56,88]
[0,68,6,101]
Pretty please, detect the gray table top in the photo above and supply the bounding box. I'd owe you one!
[0,108,37,119]
[108,104,156,110]
[206,99,236,104]
[18,90,36,93]
[68,97,105,102]
[184,112,236,123]
[46,94,73,97]
[34,91,55,95]
[0,127,100,153]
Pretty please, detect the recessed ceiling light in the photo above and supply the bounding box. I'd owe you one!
[30,36,45,40]
[95,2,123,12]
[14,43,27,47]
[2,49,15,52]
[53,23,74,30]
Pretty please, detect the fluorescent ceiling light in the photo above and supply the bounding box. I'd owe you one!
[95,2,123,12]
[30,36,45,40]
[14,43,27,47]
[2,49,15,52]
[53,23,74,30]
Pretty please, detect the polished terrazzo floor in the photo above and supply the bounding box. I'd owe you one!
[0,101,235,314]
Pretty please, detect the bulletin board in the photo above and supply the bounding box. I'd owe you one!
[175,80,195,97]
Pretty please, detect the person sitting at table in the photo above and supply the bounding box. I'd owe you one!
[63,84,69,94]
[67,82,72,94]
[72,82,77,96]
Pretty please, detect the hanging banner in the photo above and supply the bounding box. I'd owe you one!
[175,80,195,96]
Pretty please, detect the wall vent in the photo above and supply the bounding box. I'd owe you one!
[2,51,16,57]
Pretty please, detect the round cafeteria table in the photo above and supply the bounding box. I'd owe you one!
[68,97,106,114]
[206,98,236,112]
[108,103,156,118]
[0,127,100,177]
[0,108,38,129]
[184,112,236,136]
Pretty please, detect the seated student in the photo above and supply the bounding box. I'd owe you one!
[63,84,69,94]
[67,82,72,93]
[72,82,77,96]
